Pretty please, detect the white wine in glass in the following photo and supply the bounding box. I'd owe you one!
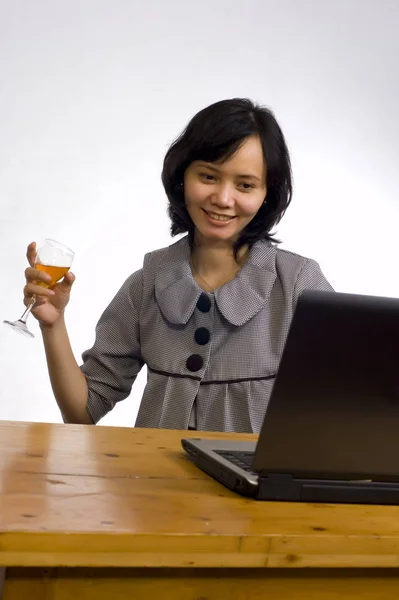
[3,238,75,339]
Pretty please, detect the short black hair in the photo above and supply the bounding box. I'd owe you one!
[161,98,292,254]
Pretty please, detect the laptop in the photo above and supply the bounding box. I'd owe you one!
[181,290,399,504]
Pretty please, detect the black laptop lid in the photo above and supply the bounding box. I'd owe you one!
[252,290,399,480]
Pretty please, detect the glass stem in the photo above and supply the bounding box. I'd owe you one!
[18,296,36,324]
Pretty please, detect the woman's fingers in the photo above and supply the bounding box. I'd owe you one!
[58,271,75,291]
[26,242,37,268]
[23,283,55,299]
[24,266,52,285]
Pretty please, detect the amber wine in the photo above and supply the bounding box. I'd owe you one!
[36,263,70,287]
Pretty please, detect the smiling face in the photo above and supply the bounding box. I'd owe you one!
[183,135,267,247]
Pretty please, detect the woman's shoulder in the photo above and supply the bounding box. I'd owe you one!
[250,240,328,287]
[274,245,322,273]
[250,240,318,272]
[143,236,189,269]
[272,245,332,292]
[275,245,316,265]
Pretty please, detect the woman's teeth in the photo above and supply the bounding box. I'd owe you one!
[206,211,234,221]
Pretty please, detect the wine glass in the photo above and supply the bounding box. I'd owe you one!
[3,238,75,339]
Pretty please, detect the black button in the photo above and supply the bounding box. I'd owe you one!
[196,293,211,313]
[194,327,210,345]
[186,354,203,372]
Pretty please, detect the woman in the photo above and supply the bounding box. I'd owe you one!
[23,98,333,432]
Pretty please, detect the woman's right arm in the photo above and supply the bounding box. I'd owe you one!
[40,317,92,424]
[24,242,92,424]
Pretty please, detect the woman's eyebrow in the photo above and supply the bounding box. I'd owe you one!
[196,162,261,182]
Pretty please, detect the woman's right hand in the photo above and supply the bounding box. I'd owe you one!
[24,242,76,327]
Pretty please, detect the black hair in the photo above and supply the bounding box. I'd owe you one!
[161,98,292,255]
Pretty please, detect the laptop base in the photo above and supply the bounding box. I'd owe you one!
[257,473,399,504]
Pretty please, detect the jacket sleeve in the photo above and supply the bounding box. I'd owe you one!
[80,269,144,423]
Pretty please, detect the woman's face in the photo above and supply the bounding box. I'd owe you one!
[183,135,267,246]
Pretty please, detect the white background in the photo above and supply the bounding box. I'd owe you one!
[1,0,398,426]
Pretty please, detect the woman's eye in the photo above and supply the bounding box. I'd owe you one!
[200,173,215,181]
[239,182,255,191]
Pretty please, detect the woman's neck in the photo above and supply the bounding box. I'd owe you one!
[190,237,249,292]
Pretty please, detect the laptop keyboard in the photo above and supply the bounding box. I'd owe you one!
[214,450,256,473]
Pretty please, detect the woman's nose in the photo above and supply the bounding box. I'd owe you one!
[210,184,234,208]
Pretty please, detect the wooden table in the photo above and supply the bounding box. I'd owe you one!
[2,421,399,599]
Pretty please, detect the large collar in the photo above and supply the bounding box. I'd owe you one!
[155,236,277,326]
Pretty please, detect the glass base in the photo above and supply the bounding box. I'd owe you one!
[3,319,35,338]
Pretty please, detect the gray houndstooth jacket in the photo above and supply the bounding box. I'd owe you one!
[81,236,333,432]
